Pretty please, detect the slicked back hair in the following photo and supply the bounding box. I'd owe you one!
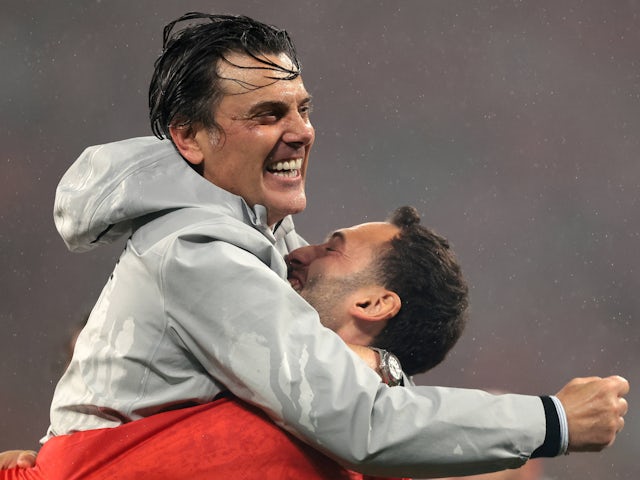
[372,206,469,376]
[149,12,300,141]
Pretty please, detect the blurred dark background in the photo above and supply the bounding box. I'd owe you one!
[1,1,638,478]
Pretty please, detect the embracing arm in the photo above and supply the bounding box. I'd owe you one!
[0,374,627,472]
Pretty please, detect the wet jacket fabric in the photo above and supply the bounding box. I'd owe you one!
[46,136,548,478]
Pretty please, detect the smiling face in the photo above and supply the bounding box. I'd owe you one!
[190,52,315,226]
[286,222,400,335]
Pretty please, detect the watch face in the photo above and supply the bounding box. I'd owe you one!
[388,355,403,382]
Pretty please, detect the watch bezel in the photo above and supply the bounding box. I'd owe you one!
[371,347,403,387]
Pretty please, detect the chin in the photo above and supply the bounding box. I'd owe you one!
[267,198,306,225]
[272,192,307,214]
[287,201,306,215]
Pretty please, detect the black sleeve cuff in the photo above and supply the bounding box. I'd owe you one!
[531,395,561,458]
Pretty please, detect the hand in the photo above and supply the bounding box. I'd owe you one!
[556,375,629,452]
[0,450,37,469]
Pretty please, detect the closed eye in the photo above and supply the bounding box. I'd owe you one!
[324,232,346,254]
[300,102,313,117]
[254,111,283,124]
[248,101,288,124]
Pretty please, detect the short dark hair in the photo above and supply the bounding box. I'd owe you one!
[371,206,468,376]
[149,12,300,140]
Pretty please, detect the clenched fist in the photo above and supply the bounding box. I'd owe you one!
[557,375,629,452]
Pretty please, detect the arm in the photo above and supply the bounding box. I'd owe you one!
[0,377,627,473]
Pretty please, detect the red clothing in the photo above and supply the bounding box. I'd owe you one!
[2,397,406,480]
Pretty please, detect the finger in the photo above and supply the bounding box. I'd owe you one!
[618,397,629,416]
[610,375,630,395]
[16,451,37,469]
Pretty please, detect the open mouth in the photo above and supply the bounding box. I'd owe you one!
[266,159,303,178]
[288,277,303,292]
[287,268,304,292]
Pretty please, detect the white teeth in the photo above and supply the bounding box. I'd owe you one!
[273,170,297,177]
[269,159,303,173]
[289,278,302,292]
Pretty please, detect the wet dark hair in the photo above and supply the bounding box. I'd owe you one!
[149,12,300,140]
[371,206,469,376]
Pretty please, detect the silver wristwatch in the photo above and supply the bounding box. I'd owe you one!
[370,347,403,387]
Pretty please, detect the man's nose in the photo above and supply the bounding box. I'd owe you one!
[282,114,314,146]
[287,244,321,268]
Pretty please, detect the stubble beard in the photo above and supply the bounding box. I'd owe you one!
[299,272,368,332]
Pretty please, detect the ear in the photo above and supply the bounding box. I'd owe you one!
[348,287,401,323]
[169,124,205,166]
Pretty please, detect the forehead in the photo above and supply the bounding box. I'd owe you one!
[330,222,400,246]
[217,51,301,95]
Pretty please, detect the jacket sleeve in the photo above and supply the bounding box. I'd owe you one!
[161,235,546,478]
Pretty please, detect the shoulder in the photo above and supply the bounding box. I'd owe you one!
[133,208,287,280]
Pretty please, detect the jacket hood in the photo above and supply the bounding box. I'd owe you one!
[54,137,281,252]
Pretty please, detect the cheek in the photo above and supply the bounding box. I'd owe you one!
[215,146,262,179]
[233,127,272,152]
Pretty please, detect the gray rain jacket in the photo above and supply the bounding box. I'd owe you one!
[47,136,546,478]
